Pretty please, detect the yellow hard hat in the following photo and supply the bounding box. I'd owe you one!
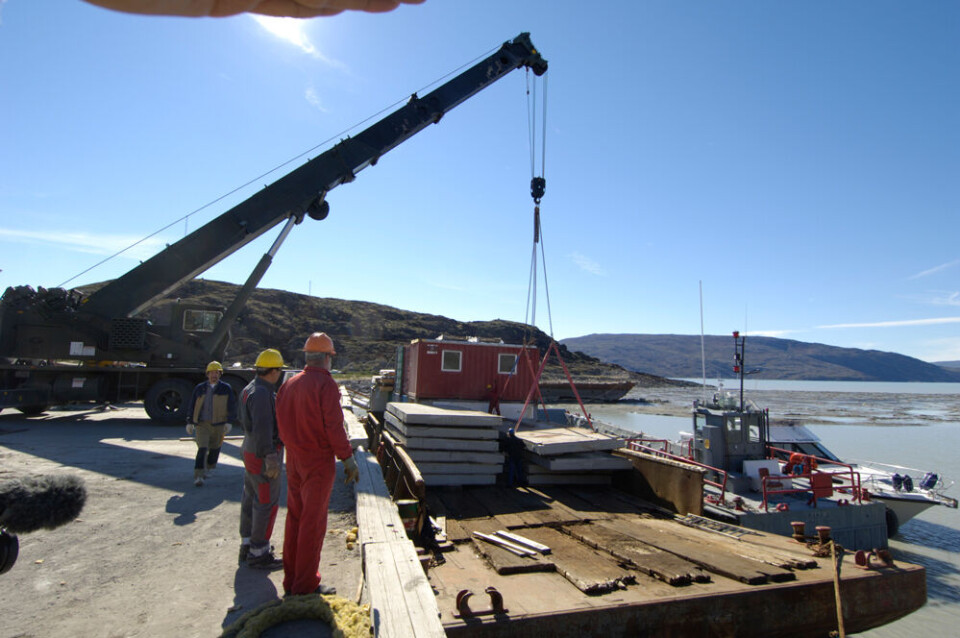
[255,349,284,369]
[303,332,336,355]
[205,361,223,373]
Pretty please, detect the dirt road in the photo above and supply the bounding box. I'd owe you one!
[0,404,361,638]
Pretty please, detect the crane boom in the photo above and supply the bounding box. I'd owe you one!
[82,32,547,319]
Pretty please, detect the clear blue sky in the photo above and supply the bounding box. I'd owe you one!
[1,1,958,363]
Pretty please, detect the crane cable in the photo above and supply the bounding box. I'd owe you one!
[523,69,553,338]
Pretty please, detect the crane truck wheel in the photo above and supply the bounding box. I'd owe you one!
[143,378,194,423]
[222,375,248,398]
[17,405,49,416]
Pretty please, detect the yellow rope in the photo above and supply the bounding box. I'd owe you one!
[220,594,371,638]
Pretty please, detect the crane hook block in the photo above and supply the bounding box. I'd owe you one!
[530,177,546,203]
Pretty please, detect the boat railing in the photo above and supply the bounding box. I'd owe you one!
[764,445,864,508]
[625,437,730,502]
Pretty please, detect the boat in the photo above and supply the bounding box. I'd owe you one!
[347,335,927,636]
[767,422,958,536]
[538,379,635,403]
[633,331,957,546]
[626,333,894,550]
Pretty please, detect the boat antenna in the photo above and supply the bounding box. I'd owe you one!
[699,281,707,405]
[732,330,745,412]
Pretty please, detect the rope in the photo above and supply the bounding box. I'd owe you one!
[220,594,371,638]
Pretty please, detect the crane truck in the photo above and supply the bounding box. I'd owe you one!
[0,33,548,422]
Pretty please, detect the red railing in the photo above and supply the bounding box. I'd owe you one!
[761,446,864,511]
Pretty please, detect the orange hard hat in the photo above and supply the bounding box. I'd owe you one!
[303,332,336,355]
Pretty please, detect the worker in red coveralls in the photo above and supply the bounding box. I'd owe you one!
[276,332,359,596]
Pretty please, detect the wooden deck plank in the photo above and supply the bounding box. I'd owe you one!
[355,450,408,545]
[517,527,633,594]
[467,487,538,529]
[598,517,794,585]
[563,522,708,586]
[470,535,556,575]
[365,540,446,638]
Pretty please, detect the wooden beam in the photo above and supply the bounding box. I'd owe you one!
[364,540,445,638]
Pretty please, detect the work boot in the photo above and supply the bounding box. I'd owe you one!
[283,583,337,597]
[246,547,283,571]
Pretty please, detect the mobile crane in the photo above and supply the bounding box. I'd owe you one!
[0,33,547,422]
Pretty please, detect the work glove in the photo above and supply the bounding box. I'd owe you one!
[224,422,233,435]
[263,453,281,479]
[343,455,359,485]
[186,423,195,436]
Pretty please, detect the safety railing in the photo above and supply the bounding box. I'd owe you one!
[761,446,864,511]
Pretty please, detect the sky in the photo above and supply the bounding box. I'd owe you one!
[1,1,958,363]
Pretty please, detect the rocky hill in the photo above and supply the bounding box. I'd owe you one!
[120,279,679,386]
[561,333,960,382]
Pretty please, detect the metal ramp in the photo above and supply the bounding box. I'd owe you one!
[676,513,759,539]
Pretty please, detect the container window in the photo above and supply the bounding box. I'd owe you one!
[441,350,462,372]
[182,309,222,333]
[498,353,517,375]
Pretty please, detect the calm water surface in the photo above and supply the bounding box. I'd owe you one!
[564,380,960,637]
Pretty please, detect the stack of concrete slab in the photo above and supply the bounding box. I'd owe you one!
[385,402,504,486]
[514,425,630,486]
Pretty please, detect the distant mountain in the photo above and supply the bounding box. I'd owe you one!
[560,333,960,383]
[935,360,960,370]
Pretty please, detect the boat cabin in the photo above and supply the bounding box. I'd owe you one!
[692,400,769,478]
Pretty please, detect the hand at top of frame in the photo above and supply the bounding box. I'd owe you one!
[81,0,425,18]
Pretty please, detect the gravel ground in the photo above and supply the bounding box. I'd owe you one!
[0,404,361,638]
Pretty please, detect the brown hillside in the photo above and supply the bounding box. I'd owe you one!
[116,279,678,386]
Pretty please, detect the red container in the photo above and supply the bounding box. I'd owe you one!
[402,338,538,402]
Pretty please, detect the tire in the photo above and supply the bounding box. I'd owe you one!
[885,507,900,538]
[222,374,249,399]
[143,378,194,423]
[17,405,49,416]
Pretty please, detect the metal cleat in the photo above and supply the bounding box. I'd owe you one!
[855,549,895,570]
[454,587,509,619]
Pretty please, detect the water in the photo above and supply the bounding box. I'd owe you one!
[562,380,960,637]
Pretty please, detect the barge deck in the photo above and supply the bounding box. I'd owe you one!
[418,484,925,637]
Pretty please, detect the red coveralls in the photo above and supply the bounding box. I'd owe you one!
[275,365,354,595]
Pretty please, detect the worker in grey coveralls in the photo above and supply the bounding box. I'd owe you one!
[238,348,285,569]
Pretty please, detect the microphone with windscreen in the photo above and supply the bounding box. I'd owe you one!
[0,474,87,575]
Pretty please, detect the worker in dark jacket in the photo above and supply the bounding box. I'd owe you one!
[186,361,237,487]
[276,332,359,596]
[238,349,285,570]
